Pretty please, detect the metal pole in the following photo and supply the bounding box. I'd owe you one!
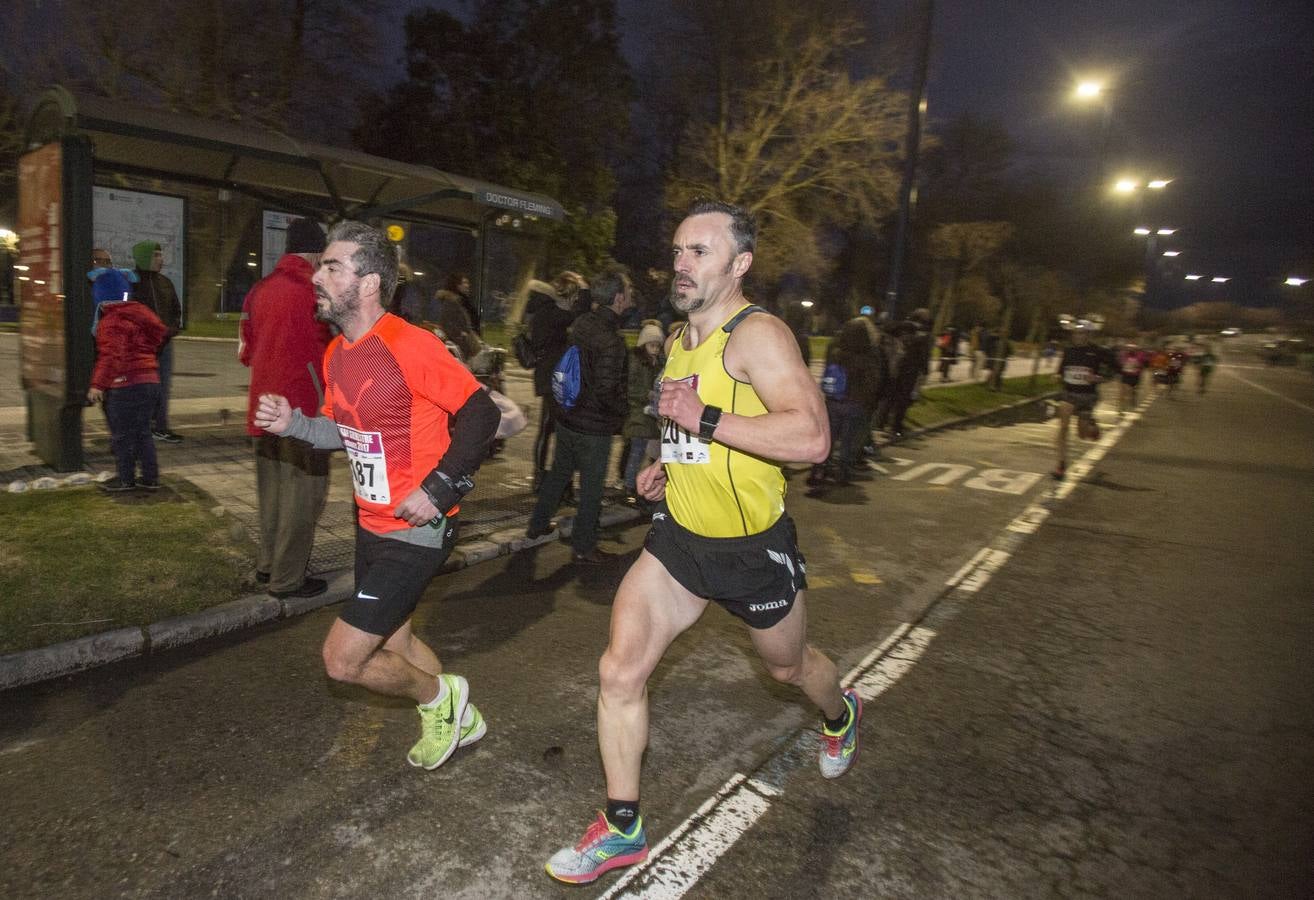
[883,0,934,321]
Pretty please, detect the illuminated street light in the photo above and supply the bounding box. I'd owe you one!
[1075,80,1104,100]
[1211,277,1230,283]
[1114,178,1139,193]
[1185,274,1204,280]
[1147,179,1172,189]
[1134,227,1151,236]
[800,299,815,309]
[1285,276,1308,286]
[1162,251,1180,257]
[1156,228,1176,236]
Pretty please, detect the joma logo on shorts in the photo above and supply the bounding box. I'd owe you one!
[747,599,788,613]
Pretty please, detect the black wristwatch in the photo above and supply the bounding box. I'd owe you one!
[420,471,475,523]
[698,405,723,441]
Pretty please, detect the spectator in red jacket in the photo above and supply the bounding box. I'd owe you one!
[239,216,332,599]
[87,269,168,492]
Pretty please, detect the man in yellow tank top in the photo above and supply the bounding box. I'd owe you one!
[545,200,865,885]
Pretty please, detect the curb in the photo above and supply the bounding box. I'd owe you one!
[0,504,643,691]
[0,390,1056,691]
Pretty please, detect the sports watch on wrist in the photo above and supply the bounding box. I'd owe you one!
[698,404,723,441]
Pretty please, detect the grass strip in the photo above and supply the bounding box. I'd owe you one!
[907,373,1060,430]
[0,483,251,655]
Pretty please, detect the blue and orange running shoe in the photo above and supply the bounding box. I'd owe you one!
[545,812,648,884]
[819,688,863,779]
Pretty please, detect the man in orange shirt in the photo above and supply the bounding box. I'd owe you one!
[255,221,500,772]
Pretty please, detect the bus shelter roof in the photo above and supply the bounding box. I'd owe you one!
[25,86,565,226]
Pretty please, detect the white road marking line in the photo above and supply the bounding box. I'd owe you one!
[946,547,991,587]
[954,549,1011,593]
[852,626,937,700]
[1224,370,1314,415]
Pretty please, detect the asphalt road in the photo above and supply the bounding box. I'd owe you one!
[2,355,1311,898]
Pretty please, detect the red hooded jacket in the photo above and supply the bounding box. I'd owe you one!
[91,301,168,391]
[239,254,331,435]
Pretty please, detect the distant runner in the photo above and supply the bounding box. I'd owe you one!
[1053,323,1114,480]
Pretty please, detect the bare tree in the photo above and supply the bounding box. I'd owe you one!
[664,12,906,287]
[927,221,1013,335]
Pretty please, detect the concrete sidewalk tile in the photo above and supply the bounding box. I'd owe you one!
[0,627,145,690]
[147,597,282,652]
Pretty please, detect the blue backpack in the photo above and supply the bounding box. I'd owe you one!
[821,361,848,401]
[552,345,582,409]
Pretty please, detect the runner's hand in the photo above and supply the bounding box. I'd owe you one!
[636,460,667,501]
[658,378,702,433]
[86,387,103,404]
[254,393,293,435]
[395,487,442,526]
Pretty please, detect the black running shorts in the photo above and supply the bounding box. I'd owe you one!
[1060,390,1098,418]
[339,518,459,637]
[644,504,807,630]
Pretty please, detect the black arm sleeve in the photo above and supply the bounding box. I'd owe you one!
[419,387,501,514]
[439,387,500,480]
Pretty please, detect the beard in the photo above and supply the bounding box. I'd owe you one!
[315,282,360,328]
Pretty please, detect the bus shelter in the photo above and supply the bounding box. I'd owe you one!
[17,85,564,469]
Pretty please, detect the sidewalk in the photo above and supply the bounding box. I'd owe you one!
[0,335,1058,688]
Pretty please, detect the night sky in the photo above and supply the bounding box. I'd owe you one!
[921,0,1314,302]
[302,0,1314,305]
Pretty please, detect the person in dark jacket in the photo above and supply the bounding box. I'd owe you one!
[239,216,332,599]
[621,320,666,503]
[877,308,932,439]
[131,240,184,443]
[807,316,881,490]
[87,269,169,491]
[527,280,577,490]
[526,267,633,563]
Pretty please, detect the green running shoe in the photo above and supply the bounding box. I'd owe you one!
[545,812,648,884]
[407,673,468,770]
[818,688,862,779]
[458,702,486,748]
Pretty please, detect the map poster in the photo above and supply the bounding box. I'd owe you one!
[18,143,65,398]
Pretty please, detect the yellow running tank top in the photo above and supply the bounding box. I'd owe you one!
[660,304,786,537]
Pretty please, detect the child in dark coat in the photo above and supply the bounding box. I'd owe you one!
[86,269,169,491]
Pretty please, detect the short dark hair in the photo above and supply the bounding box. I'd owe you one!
[685,198,758,255]
[325,220,399,304]
[590,266,632,307]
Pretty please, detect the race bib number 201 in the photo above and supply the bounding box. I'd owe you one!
[659,374,710,465]
[337,424,391,504]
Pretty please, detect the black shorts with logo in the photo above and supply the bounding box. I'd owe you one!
[644,504,807,630]
[339,517,459,637]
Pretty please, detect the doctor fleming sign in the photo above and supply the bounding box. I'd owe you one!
[475,190,560,220]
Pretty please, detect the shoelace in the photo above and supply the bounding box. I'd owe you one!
[576,816,613,852]
[421,701,454,741]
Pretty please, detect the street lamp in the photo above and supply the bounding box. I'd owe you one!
[1211,277,1230,283]
[1147,179,1172,189]
[1075,80,1104,100]
[1285,276,1308,287]
[1185,274,1203,280]
[1163,251,1180,257]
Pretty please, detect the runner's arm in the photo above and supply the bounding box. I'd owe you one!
[280,408,344,450]
[418,387,500,513]
[661,313,829,464]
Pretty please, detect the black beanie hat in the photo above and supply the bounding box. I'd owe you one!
[285,217,326,254]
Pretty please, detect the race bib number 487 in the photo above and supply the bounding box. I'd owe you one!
[337,424,391,504]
